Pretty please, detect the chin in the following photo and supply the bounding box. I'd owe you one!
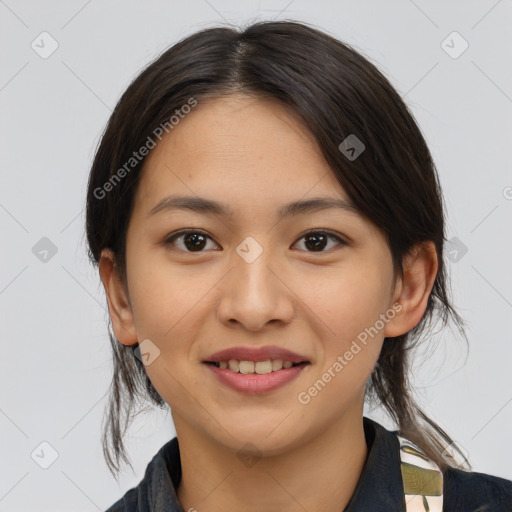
[215,422,306,457]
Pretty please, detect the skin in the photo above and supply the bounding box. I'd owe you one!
[99,94,438,512]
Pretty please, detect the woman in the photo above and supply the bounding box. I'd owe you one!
[86,20,512,511]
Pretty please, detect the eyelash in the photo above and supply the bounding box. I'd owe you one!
[164,229,348,254]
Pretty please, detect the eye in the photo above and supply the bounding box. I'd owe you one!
[164,229,220,252]
[164,229,347,253]
[292,230,348,253]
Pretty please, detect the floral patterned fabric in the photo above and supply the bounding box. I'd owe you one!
[397,434,443,511]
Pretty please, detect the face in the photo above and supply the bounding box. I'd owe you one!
[116,94,403,456]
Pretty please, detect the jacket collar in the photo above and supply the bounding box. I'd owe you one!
[343,416,404,510]
[135,416,404,511]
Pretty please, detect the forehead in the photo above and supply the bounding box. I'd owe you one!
[133,94,351,216]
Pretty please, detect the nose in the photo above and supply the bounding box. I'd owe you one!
[216,242,295,332]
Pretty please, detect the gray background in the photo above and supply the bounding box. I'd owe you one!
[1,0,511,510]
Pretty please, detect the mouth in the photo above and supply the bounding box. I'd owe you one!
[204,360,310,374]
[202,345,313,395]
[203,358,310,394]
[202,346,311,393]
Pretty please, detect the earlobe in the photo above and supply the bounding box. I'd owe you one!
[384,241,438,339]
[98,249,138,346]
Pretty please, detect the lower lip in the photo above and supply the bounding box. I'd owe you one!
[204,363,309,394]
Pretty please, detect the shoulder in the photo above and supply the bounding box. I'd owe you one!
[104,488,138,512]
[103,437,181,512]
[390,422,512,511]
[443,465,512,511]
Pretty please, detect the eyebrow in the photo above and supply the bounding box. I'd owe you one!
[147,195,361,220]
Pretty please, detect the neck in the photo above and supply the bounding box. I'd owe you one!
[174,411,368,512]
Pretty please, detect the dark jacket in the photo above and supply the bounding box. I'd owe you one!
[105,416,512,511]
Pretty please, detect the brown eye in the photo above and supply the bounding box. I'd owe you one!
[292,230,347,253]
[165,230,219,252]
[165,229,347,253]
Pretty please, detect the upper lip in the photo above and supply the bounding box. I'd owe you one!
[204,345,310,363]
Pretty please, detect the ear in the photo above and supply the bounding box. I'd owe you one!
[98,248,138,346]
[384,241,438,338]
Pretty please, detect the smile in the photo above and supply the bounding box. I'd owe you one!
[203,360,310,394]
[206,359,306,374]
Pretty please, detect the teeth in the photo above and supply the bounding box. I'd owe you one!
[239,361,254,374]
[255,360,272,374]
[272,359,283,371]
[217,359,299,374]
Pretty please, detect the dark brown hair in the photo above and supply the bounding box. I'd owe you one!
[85,19,470,479]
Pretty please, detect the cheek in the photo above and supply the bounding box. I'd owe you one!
[128,259,206,409]
[309,263,392,333]
[302,261,392,374]
[127,247,202,338]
